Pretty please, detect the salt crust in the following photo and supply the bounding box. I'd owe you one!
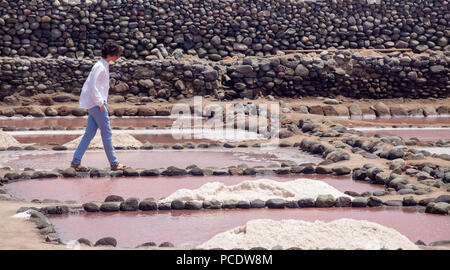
[0,131,21,148]
[160,178,351,203]
[198,218,419,250]
[64,132,143,149]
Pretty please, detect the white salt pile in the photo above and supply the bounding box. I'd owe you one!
[64,132,142,149]
[159,178,351,203]
[0,131,21,148]
[198,218,419,250]
[11,211,31,219]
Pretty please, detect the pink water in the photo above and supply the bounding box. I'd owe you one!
[357,116,450,125]
[0,117,176,129]
[49,207,450,247]
[0,149,322,170]
[363,128,450,141]
[13,134,81,145]
[5,174,382,202]
[132,134,216,144]
[12,133,216,145]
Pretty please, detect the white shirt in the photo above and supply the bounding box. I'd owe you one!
[79,58,110,109]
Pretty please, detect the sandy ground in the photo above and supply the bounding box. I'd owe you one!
[0,200,183,250]
[0,200,76,250]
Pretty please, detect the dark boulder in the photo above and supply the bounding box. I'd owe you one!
[335,197,351,207]
[315,195,335,208]
[250,199,265,208]
[265,198,286,209]
[94,237,117,247]
[139,200,158,211]
[120,197,140,211]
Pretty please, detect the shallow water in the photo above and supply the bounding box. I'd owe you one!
[12,133,216,145]
[357,127,450,141]
[353,116,450,125]
[0,148,323,170]
[9,128,263,144]
[13,134,81,145]
[0,116,178,129]
[49,207,450,247]
[412,147,450,155]
[5,174,382,202]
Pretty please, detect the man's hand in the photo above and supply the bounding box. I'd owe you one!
[100,104,105,112]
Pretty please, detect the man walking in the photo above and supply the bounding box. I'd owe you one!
[70,40,128,171]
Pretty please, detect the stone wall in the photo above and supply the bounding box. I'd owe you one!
[0,0,449,61]
[0,56,219,101]
[1,50,449,102]
[223,50,450,99]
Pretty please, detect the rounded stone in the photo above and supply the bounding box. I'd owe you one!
[315,166,333,174]
[351,197,368,207]
[120,197,140,211]
[397,188,414,195]
[222,200,238,209]
[123,168,139,177]
[236,200,251,209]
[171,200,185,210]
[402,196,417,206]
[140,169,160,176]
[172,143,184,150]
[136,242,157,248]
[203,200,222,209]
[62,168,77,178]
[388,148,405,160]
[159,242,175,248]
[45,205,69,215]
[250,199,265,208]
[185,201,202,210]
[383,200,403,207]
[298,198,316,208]
[157,202,171,210]
[332,166,351,175]
[426,202,450,215]
[104,195,125,202]
[434,195,450,204]
[335,196,351,207]
[77,238,92,246]
[285,200,299,208]
[82,202,100,212]
[188,167,204,176]
[265,198,286,209]
[94,237,117,247]
[100,202,120,212]
[367,196,383,207]
[161,166,187,176]
[315,195,335,208]
[139,200,158,211]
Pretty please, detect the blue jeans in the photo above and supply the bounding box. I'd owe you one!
[72,105,119,166]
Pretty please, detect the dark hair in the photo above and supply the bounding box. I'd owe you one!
[101,40,123,58]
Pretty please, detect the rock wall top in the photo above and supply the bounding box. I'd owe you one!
[0,0,449,60]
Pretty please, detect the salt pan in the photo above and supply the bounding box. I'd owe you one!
[160,178,351,203]
[64,132,142,149]
[198,218,419,250]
